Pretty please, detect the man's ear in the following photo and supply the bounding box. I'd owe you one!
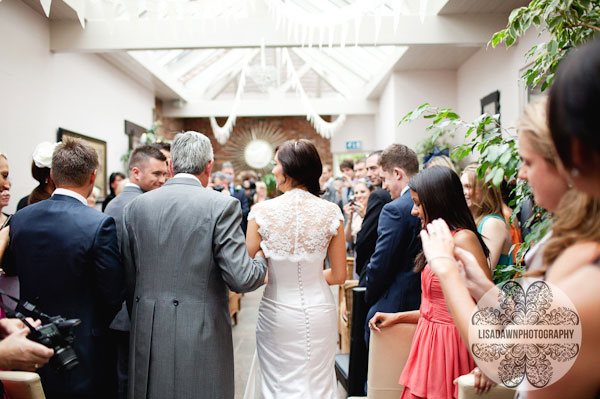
[88,170,97,187]
[393,167,404,181]
[205,160,214,177]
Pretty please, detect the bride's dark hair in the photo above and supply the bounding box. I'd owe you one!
[275,139,323,196]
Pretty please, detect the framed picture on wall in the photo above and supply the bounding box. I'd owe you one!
[56,128,108,199]
[124,120,147,150]
[480,90,501,121]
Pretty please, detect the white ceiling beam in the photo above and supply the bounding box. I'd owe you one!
[364,47,408,99]
[291,48,355,97]
[127,52,191,101]
[162,98,378,117]
[49,14,508,52]
[203,50,260,99]
[277,63,312,93]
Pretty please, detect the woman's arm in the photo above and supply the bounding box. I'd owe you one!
[343,208,354,244]
[368,310,421,331]
[479,217,508,271]
[324,222,347,285]
[453,229,492,280]
[246,219,262,258]
[0,227,8,263]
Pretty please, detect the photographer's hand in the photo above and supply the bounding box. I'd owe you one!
[0,328,53,371]
[0,318,41,338]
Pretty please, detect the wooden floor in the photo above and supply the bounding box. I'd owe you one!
[232,286,348,398]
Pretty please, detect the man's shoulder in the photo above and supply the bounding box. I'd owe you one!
[369,188,391,203]
[105,190,141,214]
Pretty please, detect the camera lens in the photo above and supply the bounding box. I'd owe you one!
[51,347,79,373]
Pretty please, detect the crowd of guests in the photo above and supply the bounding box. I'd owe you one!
[0,39,597,399]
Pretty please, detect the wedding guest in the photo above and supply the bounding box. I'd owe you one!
[369,166,492,398]
[152,142,172,178]
[221,162,249,233]
[343,178,373,255]
[354,151,391,281]
[461,164,512,271]
[354,157,367,179]
[3,138,125,399]
[102,172,125,211]
[425,154,456,172]
[87,186,100,208]
[105,145,168,399]
[252,181,269,207]
[364,144,422,348]
[16,142,58,211]
[339,159,355,206]
[0,154,10,227]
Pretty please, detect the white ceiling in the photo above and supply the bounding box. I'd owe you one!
[23,0,527,116]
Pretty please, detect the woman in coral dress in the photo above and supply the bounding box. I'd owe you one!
[369,166,494,398]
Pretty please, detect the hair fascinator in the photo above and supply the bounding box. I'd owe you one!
[32,142,59,168]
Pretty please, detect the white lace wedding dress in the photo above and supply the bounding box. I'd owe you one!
[243,188,343,399]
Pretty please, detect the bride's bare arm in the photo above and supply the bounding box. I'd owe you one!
[324,221,346,285]
[246,219,262,258]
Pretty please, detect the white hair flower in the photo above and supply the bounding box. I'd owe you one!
[32,142,59,168]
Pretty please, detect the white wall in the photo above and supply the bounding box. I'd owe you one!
[374,70,457,152]
[457,28,550,130]
[330,115,376,154]
[0,0,155,213]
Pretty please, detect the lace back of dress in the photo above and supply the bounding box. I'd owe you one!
[251,189,342,262]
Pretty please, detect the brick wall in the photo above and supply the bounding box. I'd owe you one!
[153,106,333,172]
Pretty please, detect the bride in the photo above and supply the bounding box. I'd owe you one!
[244,139,347,399]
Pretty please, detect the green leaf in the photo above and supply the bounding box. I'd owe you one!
[492,167,505,186]
[506,36,516,47]
[532,15,541,27]
[491,31,505,47]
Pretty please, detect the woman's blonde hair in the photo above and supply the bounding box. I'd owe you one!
[426,155,456,173]
[518,98,557,165]
[462,164,503,225]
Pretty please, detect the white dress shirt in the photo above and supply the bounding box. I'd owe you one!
[52,188,87,206]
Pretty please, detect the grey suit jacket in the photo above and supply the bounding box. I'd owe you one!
[104,185,144,331]
[121,176,267,399]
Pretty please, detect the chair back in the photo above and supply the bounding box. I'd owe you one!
[367,323,417,399]
[456,374,514,399]
[0,371,46,399]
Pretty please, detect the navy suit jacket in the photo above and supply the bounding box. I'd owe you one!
[364,189,422,343]
[230,185,250,233]
[355,188,391,280]
[4,194,125,398]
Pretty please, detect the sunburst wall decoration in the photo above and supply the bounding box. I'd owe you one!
[222,121,287,175]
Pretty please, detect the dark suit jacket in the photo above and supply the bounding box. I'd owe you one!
[363,189,422,344]
[4,194,125,399]
[230,184,250,234]
[355,188,391,280]
[104,185,144,332]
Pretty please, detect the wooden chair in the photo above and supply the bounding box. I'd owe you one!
[0,371,45,399]
[346,257,355,280]
[229,290,242,325]
[456,374,514,399]
[366,323,417,399]
[338,280,358,353]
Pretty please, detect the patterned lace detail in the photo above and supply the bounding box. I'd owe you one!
[248,189,343,262]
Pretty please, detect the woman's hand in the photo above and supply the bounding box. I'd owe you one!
[420,219,456,275]
[471,367,496,395]
[342,203,354,216]
[368,312,399,332]
[354,202,366,218]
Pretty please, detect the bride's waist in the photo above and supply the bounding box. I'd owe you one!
[262,284,334,307]
[260,295,335,309]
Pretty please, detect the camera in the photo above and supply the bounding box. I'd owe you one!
[212,185,225,192]
[18,301,81,373]
[348,194,356,205]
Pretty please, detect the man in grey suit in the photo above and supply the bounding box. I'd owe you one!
[104,145,168,399]
[122,131,267,399]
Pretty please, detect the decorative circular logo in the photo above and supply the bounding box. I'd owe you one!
[468,278,581,391]
[244,139,274,169]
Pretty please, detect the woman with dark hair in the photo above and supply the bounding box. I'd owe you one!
[101,171,125,211]
[244,139,347,398]
[369,166,493,398]
[16,142,57,211]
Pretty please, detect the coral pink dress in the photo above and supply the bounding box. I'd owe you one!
[398,263,475,399]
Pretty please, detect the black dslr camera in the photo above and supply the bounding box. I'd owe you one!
[17,301,81,373]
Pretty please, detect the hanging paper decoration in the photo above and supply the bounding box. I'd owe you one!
[209,62,249,144]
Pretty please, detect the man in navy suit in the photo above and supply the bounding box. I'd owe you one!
[364,144,422,346]
[4,139,125,399]
[104,145,167,399]
[212,168,250,234]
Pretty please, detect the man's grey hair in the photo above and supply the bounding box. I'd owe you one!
[211,171,228,183]
[221,161,233,170]
[171,131,214,175]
